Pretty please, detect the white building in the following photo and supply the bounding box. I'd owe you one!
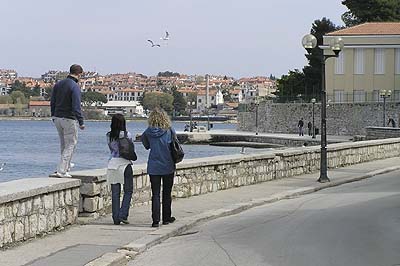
[101,101,144,116]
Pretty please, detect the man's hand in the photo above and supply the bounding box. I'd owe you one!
[79,125,85,130]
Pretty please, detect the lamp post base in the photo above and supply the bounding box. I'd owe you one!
[318,176,330,183]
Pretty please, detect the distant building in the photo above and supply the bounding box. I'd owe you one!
[0,69,17,80]
[101,100,144,117]
[29,101,51,117]
[325,22,400,102]
[0,83,10,95]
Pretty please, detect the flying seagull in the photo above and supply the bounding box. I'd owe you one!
[0,163,5,171]
[147,39,161,47]
[160,31,170,41]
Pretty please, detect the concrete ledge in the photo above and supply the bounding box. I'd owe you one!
[0,178,81,204]
[84,252,128,266]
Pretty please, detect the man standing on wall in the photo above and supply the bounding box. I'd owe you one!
[51,64,85,178]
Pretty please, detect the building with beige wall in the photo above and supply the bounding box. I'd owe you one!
[324,22,400,103]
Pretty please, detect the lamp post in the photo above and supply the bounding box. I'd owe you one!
[311,98,316,139]
[188,101,195,132]
[255,97,260,135]
[302,34,344,183]
[379,90,391,127]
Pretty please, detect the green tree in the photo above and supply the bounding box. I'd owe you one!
[274,70,306,102]
[172,87,187,115]
[157,71,180,77]
[143,92,174,113]
[342,0,400,26]
[0,95,13,104]
[31,84,41,97]
[302,18,342,100]
[81,91,107,107]
[10,91,28,104]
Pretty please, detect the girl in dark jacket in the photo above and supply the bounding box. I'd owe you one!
[141,108,176,227]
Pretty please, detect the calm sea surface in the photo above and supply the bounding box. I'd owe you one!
[0,120,266,183]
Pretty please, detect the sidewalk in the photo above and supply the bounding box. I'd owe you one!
[1,157,399,266]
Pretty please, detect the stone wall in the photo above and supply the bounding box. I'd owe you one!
[0,178,80,248]
[365,126,400,140]
[238,102,400,136]
[71,137,400,217]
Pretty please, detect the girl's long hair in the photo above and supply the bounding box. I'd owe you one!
[109,114,126,141]
[148,107,171,129]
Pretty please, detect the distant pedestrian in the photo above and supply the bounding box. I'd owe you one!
[307,121,312,136]
[298,118,304,136]
[388,117,396,127]
[50,64,85,178]
[106,114,135,225]
[141,108,177,228]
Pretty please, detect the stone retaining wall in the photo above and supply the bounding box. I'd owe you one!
[72,137,400,217]
[365,126,400,140]
[0,178,80,248]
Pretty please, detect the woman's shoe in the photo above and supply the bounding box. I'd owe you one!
[162,217,176,225]
[152,222,159,228]
[120,219,130,224]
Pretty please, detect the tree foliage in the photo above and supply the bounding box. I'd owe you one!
[81,91,107,107]
[275,70,306,102]
[10,91,28,104]
[0,95,13,104]
[142,92,174,113]
[342,0,400,26]
[172,87,187,115]
[157,71,180,77]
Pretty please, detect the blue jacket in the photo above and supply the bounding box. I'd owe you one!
[50,75,84,126]
[141,127,175,175]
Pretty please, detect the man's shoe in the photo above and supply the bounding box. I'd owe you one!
[152,222,159,228]
[120,219,130,224]
[162,217,176,225]
[55,172,72,178]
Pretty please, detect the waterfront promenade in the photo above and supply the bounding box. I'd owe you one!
[1,156,399,266]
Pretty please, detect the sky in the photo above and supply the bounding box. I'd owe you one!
[0,0,348,78]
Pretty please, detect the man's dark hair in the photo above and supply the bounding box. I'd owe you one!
[69,64,83,75]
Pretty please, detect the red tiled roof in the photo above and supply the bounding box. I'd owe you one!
[29,101,50,107]
[328,22,400,36]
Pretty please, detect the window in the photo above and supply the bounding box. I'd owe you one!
[354,48,364,74]
[394,90,400,102]
[372,90,380,102]
[353,90,365,102]
[396,49,400,74]
[334,90,344,103]
[335,51,345,74]
[374,48,385,74]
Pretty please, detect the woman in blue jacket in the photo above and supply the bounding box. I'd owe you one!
[141,108,176,228]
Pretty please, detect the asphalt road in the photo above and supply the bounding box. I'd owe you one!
[129,170,400,266]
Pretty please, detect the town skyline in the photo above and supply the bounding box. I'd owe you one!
[1,0,347,78]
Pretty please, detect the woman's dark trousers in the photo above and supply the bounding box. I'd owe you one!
[149,173,174,223]
[111,165,133,224]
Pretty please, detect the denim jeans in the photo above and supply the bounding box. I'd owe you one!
[111,165,133,224]
[149,173,174,223]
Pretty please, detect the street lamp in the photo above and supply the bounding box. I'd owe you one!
[188,101,196,132]
[379,90,391,127]
[255,97,260,135]
[311,98,316,139]
[302,34,344,183]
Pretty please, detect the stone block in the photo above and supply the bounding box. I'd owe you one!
[65,189,72,205]
[3,222,13,245]
[79,196,83,213]
[38,214,47,233]
[43,194,54,210]
[47,211,56,231]
[0,205,4,222]
[61,209,68,225]
[17,201,26,217]
[12,201,19,216]
[53,192,59,209]
[0,224,4,248]
[97,197,104,210]
[58,190,65,207]
[23,216,30,240]
[29,214,38,237]
[72,188,80,206]
[80,183,100,196]
[33,196,42,212]
[55,209,62,228]
[83,197,98,213]
[14,219,24,242]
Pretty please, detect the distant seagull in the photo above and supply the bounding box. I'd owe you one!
[0,163,5,171]
[160,31,170,41]
[147,39,161,47]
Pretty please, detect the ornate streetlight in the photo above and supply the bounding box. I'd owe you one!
[255,97,260,135]
[188,101,196,132]
[311,98,316,139]
[379,90,391,127]
[302,34,344,183]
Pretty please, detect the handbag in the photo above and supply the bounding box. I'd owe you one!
[118,131,137,161]
[170,129,184,163]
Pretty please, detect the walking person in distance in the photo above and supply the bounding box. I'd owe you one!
[298,118,304,136]
[50,64,85,178]
[106,114,136,225]
[141,108,176,228]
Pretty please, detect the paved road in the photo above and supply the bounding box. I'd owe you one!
[129,171,400,266]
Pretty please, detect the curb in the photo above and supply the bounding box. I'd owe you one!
[84,166,400,266]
